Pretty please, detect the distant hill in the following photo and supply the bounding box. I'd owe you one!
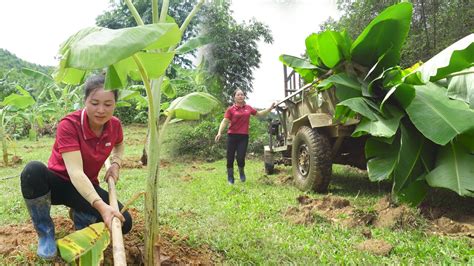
[0,49,54,99]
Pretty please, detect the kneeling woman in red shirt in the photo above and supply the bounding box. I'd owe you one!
[20,75,131,259]
[215,89,275,184]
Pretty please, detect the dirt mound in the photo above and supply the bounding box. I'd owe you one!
[355,239,393,256]
[121,158,145,169]
[180,174,193,182]
[284,195,366,227]
[431,217,474,236]
[120,158,171,169]
[373,197,420,230]
[276,174,293,185]
[259,171,293,186]
[418,188,474,237]
[284,195,474,238]
[0,209,220,265]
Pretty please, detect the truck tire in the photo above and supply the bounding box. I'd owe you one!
[291,126,332,192]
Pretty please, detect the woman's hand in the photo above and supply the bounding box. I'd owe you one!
[93,200,125,231]
[215,133,222,142]
[105,163,120,183]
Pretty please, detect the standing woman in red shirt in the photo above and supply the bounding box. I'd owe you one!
[20,75,131,260]
[215,89,275,184]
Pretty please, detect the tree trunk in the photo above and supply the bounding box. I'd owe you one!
[144,78,163,266]
[433,0,438,51]
[420,0,430,51]
[0,123,7,166]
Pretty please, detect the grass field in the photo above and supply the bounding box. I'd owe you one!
[0,125,472,264]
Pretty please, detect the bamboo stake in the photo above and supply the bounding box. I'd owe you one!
[105,159,127,266]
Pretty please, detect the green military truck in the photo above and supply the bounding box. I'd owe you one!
[264,65,367,192]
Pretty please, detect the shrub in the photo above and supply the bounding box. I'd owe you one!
[165,113,270,161]
[165,118,226,161]
[114,101,148,125]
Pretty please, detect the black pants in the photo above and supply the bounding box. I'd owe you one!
[226,134,249,169]
[20,161,132,234]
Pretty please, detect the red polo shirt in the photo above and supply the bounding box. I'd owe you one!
[48,109,123,185]
[224,104,257,135]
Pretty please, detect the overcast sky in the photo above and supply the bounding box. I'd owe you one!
[0,0,339,108]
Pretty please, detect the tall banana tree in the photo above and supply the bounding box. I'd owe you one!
[280,2,474,204]
[53,0,206,264]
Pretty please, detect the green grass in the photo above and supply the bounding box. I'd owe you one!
[0,125,472,264]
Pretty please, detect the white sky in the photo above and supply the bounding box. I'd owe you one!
[0,0,111,67]
[0,0,339,108]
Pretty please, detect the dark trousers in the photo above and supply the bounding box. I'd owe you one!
[226,134,249,169]
[20,161,132,234]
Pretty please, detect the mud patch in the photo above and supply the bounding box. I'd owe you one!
[283,195,368,227]
[420,189,474,237]
[0,209,220,265]
[355,239,393,256]
[259,172,293,186]
[180,174,193,182]
[284,195,473,237]
[275,174,293,185]
[283,195,419,229]
[431,217,474,236]
[121,157,145,169]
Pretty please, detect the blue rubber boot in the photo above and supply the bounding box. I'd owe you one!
[69,209,98,230]
[24,192,57,260]
[238,167,246,182]
[227,168,235,184]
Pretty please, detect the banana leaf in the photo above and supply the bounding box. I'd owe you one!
[165,92,221,120]
[317,73,362,101]
[336,98,404,138]
[57,222,110,265]
[54,23,181,88]
[307,30,350,68]
[175,35,212,54]
[406,82,474,145]
[446,66,474,108]
[425,139,474,196]
[416,34,474,82]
[392,121,427,194]
[365,135,400,182]
[1,85,35,109]
[350,2,412,75]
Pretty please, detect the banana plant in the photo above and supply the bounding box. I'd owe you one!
[53,0,206,263]
[280,2,474,204]
[161,91,221,142]
[0,86,35,165]
[22,68,82,122]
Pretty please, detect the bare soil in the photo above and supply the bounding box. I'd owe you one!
[283,194,474,256]
[120,158,171,169]
[0,209,220,265]
[355,239,393,256]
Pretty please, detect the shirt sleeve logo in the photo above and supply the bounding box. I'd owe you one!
[105,142,112,147]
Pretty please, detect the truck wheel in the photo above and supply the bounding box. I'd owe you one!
[291,126,332,192]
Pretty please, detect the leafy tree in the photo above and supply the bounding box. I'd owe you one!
[320,0,473,67]
[201,0,273,103]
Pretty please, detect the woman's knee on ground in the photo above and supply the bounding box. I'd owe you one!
[122,210,133,234]
[20,161,50,199]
